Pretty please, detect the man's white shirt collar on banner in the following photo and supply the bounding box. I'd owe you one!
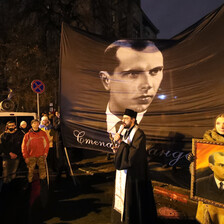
[214,175,224,190]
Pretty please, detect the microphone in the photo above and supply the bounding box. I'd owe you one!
[117,123,125,135]
[109,123,125,149]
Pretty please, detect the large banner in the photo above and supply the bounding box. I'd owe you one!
[60,6,224,171]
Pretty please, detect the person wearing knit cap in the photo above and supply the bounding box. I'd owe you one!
[39,116,54,148]
[39,116,55,171]
[19,120,28,134]
[111,108,157,224]
[20,121,27,128]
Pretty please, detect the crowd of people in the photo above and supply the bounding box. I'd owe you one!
[0,111,72,223]
[0,109,224,224]
[0,111,66,188]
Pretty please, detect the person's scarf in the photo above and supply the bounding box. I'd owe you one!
[203,129,224,142]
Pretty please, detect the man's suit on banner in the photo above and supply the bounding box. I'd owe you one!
[196,174,224,204]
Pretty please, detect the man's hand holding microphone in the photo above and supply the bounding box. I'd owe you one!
[111,123,125,153]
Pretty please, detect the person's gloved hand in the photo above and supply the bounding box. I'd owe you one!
[187,152,195,162]
[187,153,196,175]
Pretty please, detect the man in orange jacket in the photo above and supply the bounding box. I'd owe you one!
[22,119,49,183]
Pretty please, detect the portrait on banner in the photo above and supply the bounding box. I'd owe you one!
[99,39,164,136]
[191,139,224,207]
[60,20,224,157]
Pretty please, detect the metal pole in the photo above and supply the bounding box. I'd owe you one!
[44,156,49,188]
[64,147,78,187]
[37,93,40,119]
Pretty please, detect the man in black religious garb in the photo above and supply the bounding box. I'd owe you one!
[112,109,157,224]
[53,111,68,178]
[196,151,224,204]
[99,40,164,135]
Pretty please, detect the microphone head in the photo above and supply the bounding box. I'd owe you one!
[117,124,125,134]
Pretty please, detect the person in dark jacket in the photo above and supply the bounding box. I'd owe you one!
[53,111,67,178]
[18,120,29,171]
[112,109,157,224]
[19,120,29,135]
[196,113,224,224]
[0,121,24,183]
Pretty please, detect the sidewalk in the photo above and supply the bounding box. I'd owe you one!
[73,149,198,223]
[0,149,198,224]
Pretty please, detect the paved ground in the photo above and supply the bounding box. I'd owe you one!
[0,149,200,224]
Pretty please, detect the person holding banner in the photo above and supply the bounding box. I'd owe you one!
[111,108,157,224]
[196,113,224,224]
[99,39,164,135]
[53,111,67,178]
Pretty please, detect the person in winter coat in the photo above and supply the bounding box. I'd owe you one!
[53,111,67,177]
[39,115,56,169]
[39,116,54,148]
[22,119,49,183]
[0,121,24,183]
[19,120,29,135]
[196,113,224,224]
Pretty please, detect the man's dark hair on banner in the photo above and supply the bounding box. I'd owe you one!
[60,5,224,188]
[99,39,164,135]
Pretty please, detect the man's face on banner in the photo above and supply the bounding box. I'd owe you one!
[209,153,224,181]
[101,45,163,114]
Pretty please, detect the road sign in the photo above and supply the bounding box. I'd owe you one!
[31,80,45,119]
[31,80,45,94]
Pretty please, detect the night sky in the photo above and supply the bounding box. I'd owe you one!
[141,0,224,39]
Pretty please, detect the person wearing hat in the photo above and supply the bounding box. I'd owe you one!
[19,120,29,134]
[111,108,157,224]
[39,116,54,148]
[39,116,55,170]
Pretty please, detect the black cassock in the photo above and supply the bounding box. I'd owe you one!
[111,127,157,224]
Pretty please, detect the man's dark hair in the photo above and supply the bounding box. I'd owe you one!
[102,40,158,74]
[31,119,40,125]
[209,152,224,165]
[6,121,15,126]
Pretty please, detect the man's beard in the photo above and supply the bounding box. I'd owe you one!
[124,123,131,129]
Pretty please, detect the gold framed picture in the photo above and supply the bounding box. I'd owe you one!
[191,139,224,207]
